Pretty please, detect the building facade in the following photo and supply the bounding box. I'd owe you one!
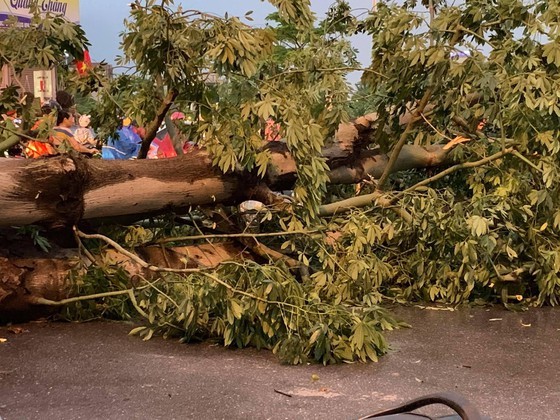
[1,0,81,102]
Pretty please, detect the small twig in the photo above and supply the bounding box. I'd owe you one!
[30,288,139,306]
[419,112,454,142]
[73,229,99,265]
[510,150,543,174]
[390,207,413,224]
[0,124,42,142]
[392,148,514,203]
[458,25,497,49]
[451,115,485,139]
[274,389,293,398]
[239,237,301,270]
[0,51,26,92]
[127,288,150,319]
[159,243,172,268]
[141,276,180,309]
[155,229,322,244]
[376,87,435,190]
[32,287,150,319]
[188,210,221,255]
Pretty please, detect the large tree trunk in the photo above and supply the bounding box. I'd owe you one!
[0,149,242,228]
[0,116,451,229]
[0,241,252,322]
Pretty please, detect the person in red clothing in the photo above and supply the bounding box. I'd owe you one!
[25,102,58,158]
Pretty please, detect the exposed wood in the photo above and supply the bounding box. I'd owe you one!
[0,115,456,229]
[0,241,252,322]
[0,255,77,322]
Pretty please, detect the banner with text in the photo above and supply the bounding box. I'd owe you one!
[0,0,80,24]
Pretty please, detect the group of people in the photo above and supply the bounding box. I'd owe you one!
[3,91,285,160]
[3,91,98,159]
[43,106,97,156]
[3,91,197,160]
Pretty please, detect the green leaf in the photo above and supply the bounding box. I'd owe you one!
[129,326,146,336]
[230,300,243,319]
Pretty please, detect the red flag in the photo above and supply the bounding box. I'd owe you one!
[76,50,92,75]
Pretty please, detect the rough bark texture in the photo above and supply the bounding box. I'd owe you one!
[0,241,251,322]
[0,116,451,229]
[0,256,76,322]
[0,148,242,228]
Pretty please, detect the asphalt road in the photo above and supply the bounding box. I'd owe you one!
[1,306,559,420]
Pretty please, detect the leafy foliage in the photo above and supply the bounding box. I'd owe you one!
[4,0,560,364]
[15,225,52,253]
[67,233,403,365]
[0,10,88,121]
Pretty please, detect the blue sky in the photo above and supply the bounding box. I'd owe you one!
[80,0,374,83]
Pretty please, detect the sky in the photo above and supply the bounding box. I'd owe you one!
[80,0,374,84]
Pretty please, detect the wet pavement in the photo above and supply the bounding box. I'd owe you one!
[1,306,559,420]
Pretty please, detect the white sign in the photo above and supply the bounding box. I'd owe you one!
[33,70,53,99]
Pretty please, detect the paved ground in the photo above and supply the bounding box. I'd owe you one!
[1,306,559,420]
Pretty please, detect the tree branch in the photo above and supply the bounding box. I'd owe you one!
[391,148,514,203]
[74,227,217,273]
[376,87,434,190]
[137,88,179,159]
[155,229,321,244]
[238,237,301,270]
[320,148,515,217]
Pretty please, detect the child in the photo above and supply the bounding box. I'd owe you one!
[74,114,97,148]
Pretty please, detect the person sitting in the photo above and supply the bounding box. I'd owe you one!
[24,101,59,158]
[74,114,97,148]
[51,110,97,156]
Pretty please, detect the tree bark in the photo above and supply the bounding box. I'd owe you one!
[0,241,252,322]
[0,148,242,228]
[0,116,454,229]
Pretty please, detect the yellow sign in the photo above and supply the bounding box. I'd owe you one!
[0,0,80,24]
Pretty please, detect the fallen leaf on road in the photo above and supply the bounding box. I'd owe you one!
[415,377,423,383]
[521,322,531,327]
[489,318,502,322]
[8,327,28,334]
[0,338,7,343]
[414,305,455,311]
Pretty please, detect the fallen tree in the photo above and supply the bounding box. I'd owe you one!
[0,238,252,323]
[0,113,463,319]
[0,116,455,229]
[2,0,560,365]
